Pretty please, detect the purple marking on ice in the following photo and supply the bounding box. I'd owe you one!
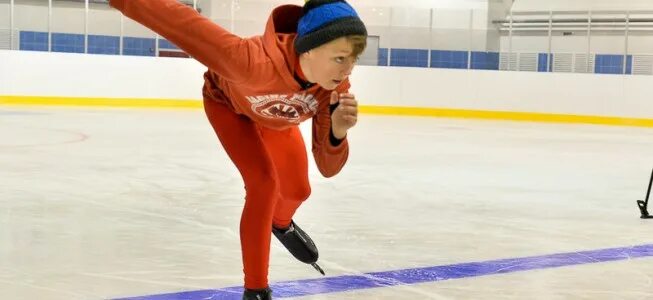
[113,244,653,300]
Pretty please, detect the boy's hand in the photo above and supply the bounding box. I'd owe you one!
[330,91,358,140]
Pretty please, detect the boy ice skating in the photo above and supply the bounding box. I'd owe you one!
[109,0,367,298]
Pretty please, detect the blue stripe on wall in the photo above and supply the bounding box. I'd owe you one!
[52,33,85,54]
[390,48,429,68]
[378,48,389,66]
[538,53,549,72]
[431,50,468,69]
[19,31,49,52]
[89,35,120,55]
[471,51,500,70]
[19,31,155,57]
[158,39,180,50]
[123,37,156,56]
[16,30,641,75]
[595,54,633,75]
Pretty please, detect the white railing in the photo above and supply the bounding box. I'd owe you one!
[499,51,653,75]
[0,28,20,50]
[633,55,653,75]
[0,28,11,50]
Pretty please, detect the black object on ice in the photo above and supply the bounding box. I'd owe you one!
[636,168,653,219]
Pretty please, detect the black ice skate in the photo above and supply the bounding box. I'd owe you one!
[242,287,272,300]
[272,220,325,275]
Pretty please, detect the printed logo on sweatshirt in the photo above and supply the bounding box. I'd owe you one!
[245,93,318,123]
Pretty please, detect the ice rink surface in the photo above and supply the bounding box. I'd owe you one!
[1,106,652,299]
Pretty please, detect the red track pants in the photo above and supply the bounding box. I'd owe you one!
[204,98,311,289]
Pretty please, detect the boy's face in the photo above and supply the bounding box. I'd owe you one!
[302,37,357,90]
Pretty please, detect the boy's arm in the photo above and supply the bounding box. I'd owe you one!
[311,108,349,178]
[311,84,354,178]
[110,0,260,82]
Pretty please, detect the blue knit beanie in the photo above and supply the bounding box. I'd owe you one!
[295,0,368,53]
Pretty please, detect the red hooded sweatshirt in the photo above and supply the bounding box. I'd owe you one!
[109,0,350,177]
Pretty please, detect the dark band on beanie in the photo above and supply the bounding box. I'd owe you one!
[295,0,367,53]
[302,0,344,14]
